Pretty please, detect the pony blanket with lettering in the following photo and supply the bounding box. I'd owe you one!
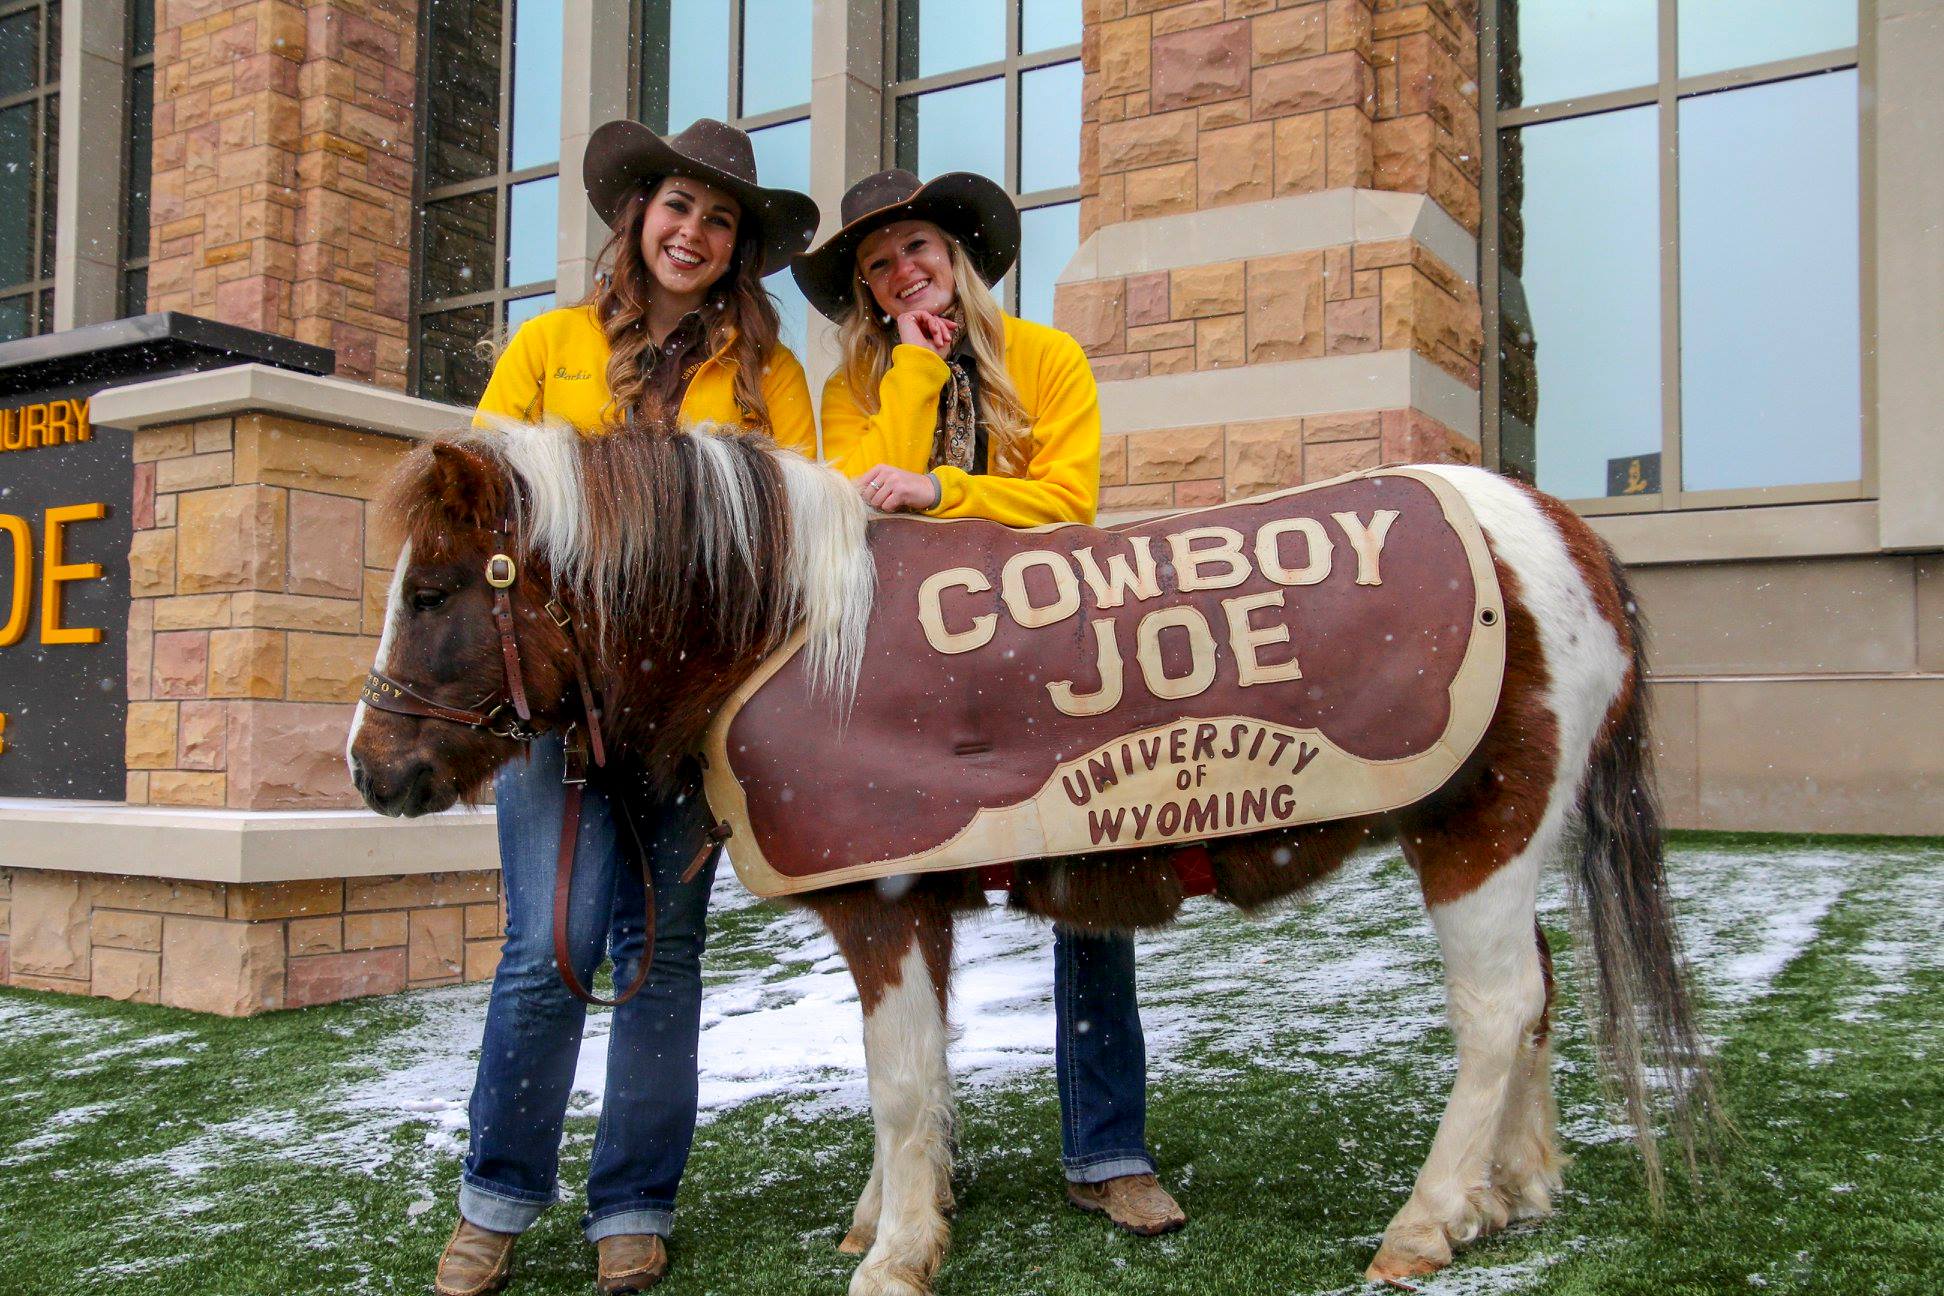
[703,468,1505,898]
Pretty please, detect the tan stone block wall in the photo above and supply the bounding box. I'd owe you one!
[145,0,420,387]
[1081,0,1479,237]
[1,867,503,1015]
[123,414,411,809]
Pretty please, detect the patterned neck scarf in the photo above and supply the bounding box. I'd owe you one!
[928,332,981,473]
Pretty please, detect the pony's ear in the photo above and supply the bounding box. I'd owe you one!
[419,441,508,533]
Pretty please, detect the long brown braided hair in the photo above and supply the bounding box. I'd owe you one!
[586,177,782,431]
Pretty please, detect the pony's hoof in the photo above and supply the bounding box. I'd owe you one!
[1366,1229,1452,1285]
[837,1225,875,1255]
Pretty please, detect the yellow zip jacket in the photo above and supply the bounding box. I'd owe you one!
[818,314,1101,525]
[473,303,816,455]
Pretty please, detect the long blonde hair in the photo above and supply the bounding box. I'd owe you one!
[586,180,781,431]
[837,231,1032,476]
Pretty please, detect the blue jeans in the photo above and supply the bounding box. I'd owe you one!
[1055,926,1156,1183]
[459,735,719,1242]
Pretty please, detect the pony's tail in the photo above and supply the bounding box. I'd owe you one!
[1570,546,1721,1205]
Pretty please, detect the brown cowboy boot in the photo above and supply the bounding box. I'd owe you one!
[1065,1173,1188,1237]
[433,1219,516,1296]
[595,1233,669,1294]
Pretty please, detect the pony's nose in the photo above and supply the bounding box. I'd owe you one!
[356,757,438,818]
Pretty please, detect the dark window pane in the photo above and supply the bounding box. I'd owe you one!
[1497,0,1655,109]
[894,79,1003,183]
[506,175,557,288]
[417,305,496,405]
[1497,105,1660,499]
[1680,0,1854,78]
[1017,201,1077,326]
[131,0,154,59]
[896,0,1004,81]
[40,92,56,278]
[424,0,503,187]
[36,284,50,333]
[0,293,27,341]
[0,103,37,288]
[641,0,730,134]
[0,11,38,96]
[1019,61,1080,193]
[740,0,811,116]
[419,191,497,302]
[1022,0,1080,54]
[124,65,153,263]
[510,0,562,170]
[506,290,554,333]
[121,266,147,317]
[1679,71,1859,492]
[45,0,59,82]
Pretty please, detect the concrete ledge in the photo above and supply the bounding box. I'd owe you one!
[1590,500,1884,566]
[89,363,471,442]
[1098,351,1481,439]
[0,801,497,884]
[1061,188,1479,286]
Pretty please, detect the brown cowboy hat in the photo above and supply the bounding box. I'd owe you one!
[791,169,1020,320]
[582,118,820,276]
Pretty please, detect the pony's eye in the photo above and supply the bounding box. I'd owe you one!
[410,588,449,613]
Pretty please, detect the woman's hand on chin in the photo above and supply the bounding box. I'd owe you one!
[857,465,941,513]
[894,309,957,356]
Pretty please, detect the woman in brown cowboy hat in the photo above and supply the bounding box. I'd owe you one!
[792,170,1188,1240]
[437,119,818,1296]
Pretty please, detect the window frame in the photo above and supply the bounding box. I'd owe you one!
[408,0,562,400]
[119,0,155,317]
[631,0,813,136]
[880,0,1081,316]
[1479,0,1877,516]
[0,0,60,339]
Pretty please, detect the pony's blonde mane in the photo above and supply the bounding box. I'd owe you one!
[463,416,874,706]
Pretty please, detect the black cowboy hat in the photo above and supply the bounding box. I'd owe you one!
[791,169,1020,320]
[582,118,820,276]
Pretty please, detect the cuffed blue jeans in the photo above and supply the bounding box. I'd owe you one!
[459,735,718,1242]
[1055,926,1156,1184]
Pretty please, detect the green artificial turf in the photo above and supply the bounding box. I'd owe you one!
[1,834,1939,1296]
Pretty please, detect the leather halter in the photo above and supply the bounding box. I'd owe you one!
[356,508,713,1009]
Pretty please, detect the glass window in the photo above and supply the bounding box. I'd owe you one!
[506,177,558,288]
[1499,107,1661,500]
[897,78,1004,182]
[420,193,497,301]
[1679,0,1855,78]
[897,0,1006,80]
[1678,72,1860,491]
[0,109,35,288]
[414,0,560,403]
[739,0,811,118]
[1021,0,1080,54]
[1017,202,1077,327]
[1019,62,1081,193]
[506,291,556,334]
[1489,1,1864,509]
[0,293,27,342]
[510,0,563,171]
[1498,0,1656,109]
[0,0,56,337]
[120,1,155,315]
[644,0,732,132]
[0,11,37,97]
[423,0,503,187]
[748,118,811,353]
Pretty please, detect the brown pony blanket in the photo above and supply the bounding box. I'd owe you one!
[703,468,1505,899]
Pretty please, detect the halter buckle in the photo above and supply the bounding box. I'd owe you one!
[484,702,537,742]
[485,553,517,589]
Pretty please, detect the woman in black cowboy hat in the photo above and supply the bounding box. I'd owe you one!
[440,118,818,1296]
[793,170,1188,1240]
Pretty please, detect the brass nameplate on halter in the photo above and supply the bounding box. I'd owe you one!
[704,468,1506,899]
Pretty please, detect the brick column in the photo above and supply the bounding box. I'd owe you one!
[145,0,419,387]
[1059,0,1483,514]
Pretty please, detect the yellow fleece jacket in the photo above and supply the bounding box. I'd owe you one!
[473,303,816,454]
[818,314,1101,525]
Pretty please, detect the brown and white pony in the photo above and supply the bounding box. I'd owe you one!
[347,421,1715,1296]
